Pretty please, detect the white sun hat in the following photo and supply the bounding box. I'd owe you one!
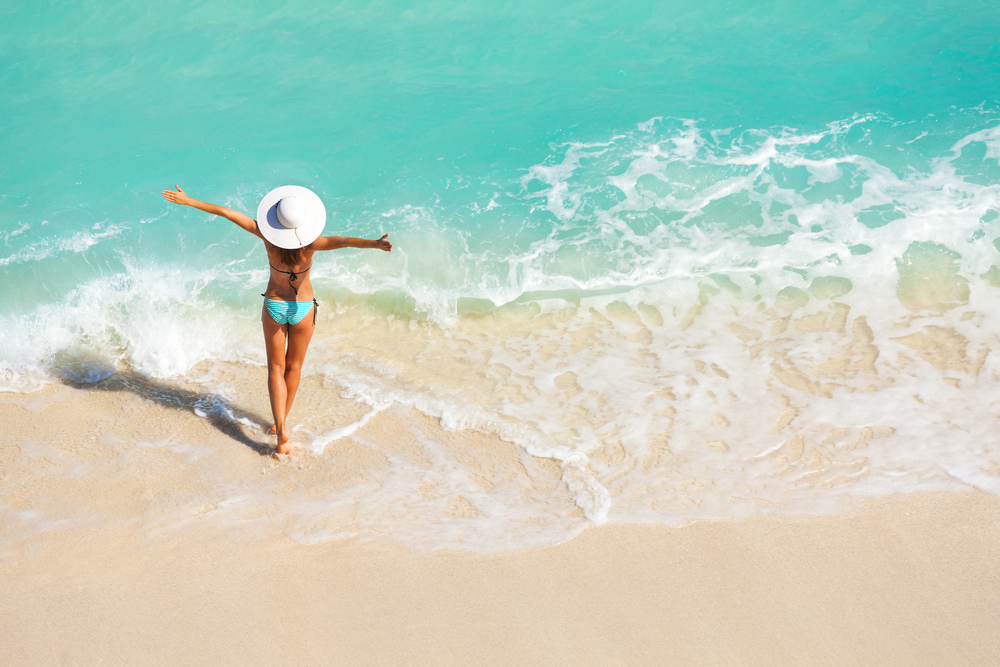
[256,185,327,249]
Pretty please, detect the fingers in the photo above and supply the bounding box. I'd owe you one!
[162,185,186,204]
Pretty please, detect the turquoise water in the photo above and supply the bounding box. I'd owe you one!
[4,1,999,303]
[4,1,1000,548]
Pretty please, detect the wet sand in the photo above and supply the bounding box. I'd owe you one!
[1,381,998,666]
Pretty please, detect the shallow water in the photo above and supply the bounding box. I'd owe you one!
[3,1,1000,549]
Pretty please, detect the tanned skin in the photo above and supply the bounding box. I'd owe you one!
[163,185,392,455]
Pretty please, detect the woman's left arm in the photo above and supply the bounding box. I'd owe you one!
[312,233,392,252]
[162,185,262,238]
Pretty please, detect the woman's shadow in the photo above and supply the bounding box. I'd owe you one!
[57,368,275,456]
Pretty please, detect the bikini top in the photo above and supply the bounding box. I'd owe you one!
[269,262,312,296]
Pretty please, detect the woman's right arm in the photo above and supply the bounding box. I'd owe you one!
[162,185,262,238]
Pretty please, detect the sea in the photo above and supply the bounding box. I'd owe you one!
[3,0,1000,550]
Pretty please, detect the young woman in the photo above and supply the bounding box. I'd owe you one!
[162,184,392,456]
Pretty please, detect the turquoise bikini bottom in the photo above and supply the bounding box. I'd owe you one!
[263,298,318,326]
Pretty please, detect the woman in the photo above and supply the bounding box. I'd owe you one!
[162,184,392,456]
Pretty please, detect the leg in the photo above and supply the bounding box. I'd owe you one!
[281,304,316,423]
[262,306,291,453]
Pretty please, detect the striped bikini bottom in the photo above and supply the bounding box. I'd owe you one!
[263,298,318,326]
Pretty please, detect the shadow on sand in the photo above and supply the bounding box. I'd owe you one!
[57,368,275,457]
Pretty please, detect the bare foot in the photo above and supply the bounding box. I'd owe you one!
[277,431,291,455]
[268,424,277,435]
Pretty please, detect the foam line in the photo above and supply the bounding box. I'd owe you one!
[308,403,391,454]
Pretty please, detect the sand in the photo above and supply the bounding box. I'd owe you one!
[1,379,999,666]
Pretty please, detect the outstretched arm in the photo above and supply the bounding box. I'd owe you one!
[311,233,392,252]
[162,185,261,238]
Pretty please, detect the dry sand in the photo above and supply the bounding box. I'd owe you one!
[1,379,999,666]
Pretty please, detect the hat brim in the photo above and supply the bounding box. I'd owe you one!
[256,185,326,249]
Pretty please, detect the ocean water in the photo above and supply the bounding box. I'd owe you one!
[3,0,1000,550]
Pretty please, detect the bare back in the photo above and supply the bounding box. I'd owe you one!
[262,238,317,302]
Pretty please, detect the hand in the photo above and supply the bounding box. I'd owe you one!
[162,185,192,206]
[375,232,392,252]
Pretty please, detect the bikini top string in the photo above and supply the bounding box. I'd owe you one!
[268,262,311,297]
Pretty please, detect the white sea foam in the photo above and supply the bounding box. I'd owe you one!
[0,262,262,392]
[306,403,390,454]
[0,223,126,266]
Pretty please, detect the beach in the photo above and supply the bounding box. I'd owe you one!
[2,381,999,667]
[5,2,1000,664]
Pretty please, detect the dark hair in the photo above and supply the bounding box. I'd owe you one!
[277,246,303,266]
